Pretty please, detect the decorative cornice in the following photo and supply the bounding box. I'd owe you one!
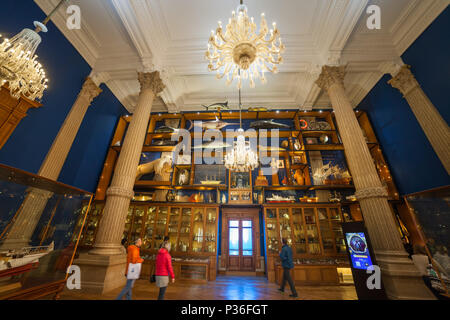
[315,65,346,91]
[138,71,166,96]
[388,65,419,97]
[106,186,134,199]
[355,186,388,201]
[79,77,103,104]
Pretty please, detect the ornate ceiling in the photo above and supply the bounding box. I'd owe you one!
[34,0,448,113]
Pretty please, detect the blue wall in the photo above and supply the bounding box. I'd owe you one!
[0,1,127,193]
[359,7,450,195]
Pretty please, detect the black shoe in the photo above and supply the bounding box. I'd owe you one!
[289,294,298,298]
[278,288,284,293]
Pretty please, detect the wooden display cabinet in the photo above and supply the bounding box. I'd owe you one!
[264,204,348,284]
[228,170,253,204]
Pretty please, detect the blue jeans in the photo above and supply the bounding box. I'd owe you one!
[116,279,136,300]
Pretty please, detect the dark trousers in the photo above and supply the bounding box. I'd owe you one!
[280,268,297,295]
[158,286,167,300]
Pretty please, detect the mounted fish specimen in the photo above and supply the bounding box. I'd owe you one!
[250,119,291,130]
[248,107,269,112]
[202,101,229,111]
[187,117,237,131]
[154,126,180,133]
[152,139,177,146]
[259,145,286,152]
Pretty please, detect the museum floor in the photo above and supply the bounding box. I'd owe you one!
[57,275,357,300]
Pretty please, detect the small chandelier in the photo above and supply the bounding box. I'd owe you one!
[206,0,285,89]
[0,0,67,100]
[224,78,259,172]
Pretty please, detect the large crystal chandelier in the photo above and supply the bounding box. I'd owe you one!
[224,82,259,172]
[0,0,67,100]
[206,0,285,89]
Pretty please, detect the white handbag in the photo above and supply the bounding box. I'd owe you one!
[127,263,142,280]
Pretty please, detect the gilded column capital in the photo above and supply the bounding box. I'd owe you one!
[388,65,419,97]
[138,71,166,96]
[355,186,388,201]
[79,77,103,105]
[315,65,346,91]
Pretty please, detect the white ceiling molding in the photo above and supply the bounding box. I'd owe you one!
[33,0,447,113]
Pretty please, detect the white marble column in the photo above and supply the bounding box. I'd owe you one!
[89,71,165,256]
[316,66,435,300]
[1,77,102,249]
[388,65,450,174]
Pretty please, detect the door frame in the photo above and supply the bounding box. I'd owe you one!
[221,207,261,272]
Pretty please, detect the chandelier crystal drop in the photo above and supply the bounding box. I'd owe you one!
[206,1,285,89]
[0,21,49,101]
[224,129,259,172]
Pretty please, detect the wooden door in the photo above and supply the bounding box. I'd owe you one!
[227,218,255,271]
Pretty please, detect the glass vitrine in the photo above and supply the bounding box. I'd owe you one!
[168,207,181,251]
[177,207,192,253]
[155,207,168,249]
[123,207,134,242]
[229,170,252,204]
[143,206,156,250]
[330,207,346,254]
[279,208,292,246]
[130,206,145,242]
[205,208,217,253]
[292,208,307,254]
[265,208,279,254]
[303,208,321,254]
[192,208,205,253]
[318,208,334,253]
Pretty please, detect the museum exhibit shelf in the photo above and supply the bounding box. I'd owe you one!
[263,204,350,284]
[88,109,407,286]
[0,163,93,300]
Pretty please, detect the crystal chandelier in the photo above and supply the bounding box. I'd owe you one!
[206,0,285,89]
[224,82,259,172]
[0,0,67,100]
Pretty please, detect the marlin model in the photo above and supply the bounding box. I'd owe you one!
[187,117,237,131]
[250,119,291,130]
[202,102,230,111]
[192,140,232,149]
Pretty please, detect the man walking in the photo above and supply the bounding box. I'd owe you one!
[116,238,144,300]
[278,238,298,298]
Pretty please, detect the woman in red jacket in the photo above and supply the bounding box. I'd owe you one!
[155,241,175,300]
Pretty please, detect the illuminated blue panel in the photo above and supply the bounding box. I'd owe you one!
[229,225,239,255]
[242,226,252,255]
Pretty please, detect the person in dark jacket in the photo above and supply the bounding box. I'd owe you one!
[278,238,298,298]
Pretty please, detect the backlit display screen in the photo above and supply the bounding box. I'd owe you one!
[345,232,373,270]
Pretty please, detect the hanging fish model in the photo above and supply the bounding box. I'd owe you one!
[250,119,291,130]
[192,140,232,149]
[154,126,180,133]
[202,102,230,111]
[187,117,237,131]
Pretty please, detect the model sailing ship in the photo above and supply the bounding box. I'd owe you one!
[0,242,54,278]
[266,194,296,203]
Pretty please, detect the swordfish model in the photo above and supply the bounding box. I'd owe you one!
[250,119,291,130]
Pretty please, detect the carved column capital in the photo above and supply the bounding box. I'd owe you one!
[138,71,166,96]
[355,186,388,201]
[106,186,134,200]
[315,65,346,91]
[388,65,419,97]
[79,77,102,105]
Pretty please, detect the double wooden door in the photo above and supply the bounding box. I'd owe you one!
[227,218,255,271]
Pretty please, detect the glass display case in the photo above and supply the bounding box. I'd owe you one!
[263,204,346,257]
[194,165,226,186]
[229,171,252,204]
[0,163,93,300]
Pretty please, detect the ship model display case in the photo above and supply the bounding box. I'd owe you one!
[0,164,93,300]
